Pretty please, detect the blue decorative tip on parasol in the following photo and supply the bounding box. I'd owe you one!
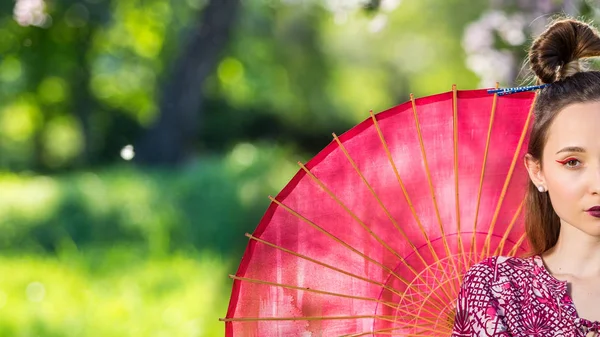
[487,83,549,96]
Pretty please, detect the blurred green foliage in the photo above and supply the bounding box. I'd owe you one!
[0,142,300,335]
[0,0,490,172]
[0,143,300,255]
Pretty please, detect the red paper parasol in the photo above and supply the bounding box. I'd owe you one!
[221,86,536,336]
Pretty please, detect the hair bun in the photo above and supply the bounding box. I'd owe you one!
[529,19,600,84]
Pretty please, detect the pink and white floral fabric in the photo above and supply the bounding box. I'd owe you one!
[452,255,600,336]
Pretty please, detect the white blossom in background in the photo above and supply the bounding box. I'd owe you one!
[323,0,365,13]
[13,0,51,27]
[463,0,597,87]
[380,0,402,12]
[367,0,402,33]
[462,10,528,87]
[368,13,387,33]
[466,50,515,88]
[120,145,135,161]
[325,0,402,26]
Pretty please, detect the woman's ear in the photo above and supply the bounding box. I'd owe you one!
[524,154,545,187]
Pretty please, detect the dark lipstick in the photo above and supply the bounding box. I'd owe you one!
[586,206,600,218]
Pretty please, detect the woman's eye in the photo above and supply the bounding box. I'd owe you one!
[565,159,580,167]
[556,158,581,168]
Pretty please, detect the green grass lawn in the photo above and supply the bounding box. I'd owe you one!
[0,248,232,337]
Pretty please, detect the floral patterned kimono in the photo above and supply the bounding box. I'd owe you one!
[451,255,600,336]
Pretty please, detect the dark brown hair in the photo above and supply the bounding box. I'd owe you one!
[525,18,600,255]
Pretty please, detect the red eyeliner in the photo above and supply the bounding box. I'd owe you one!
[556,158,577,164]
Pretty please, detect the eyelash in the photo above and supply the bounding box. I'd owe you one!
[556,157,581,168]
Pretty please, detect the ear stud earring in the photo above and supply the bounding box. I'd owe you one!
[537,185,546,193]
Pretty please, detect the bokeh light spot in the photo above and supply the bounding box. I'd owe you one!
[38,76,69,104]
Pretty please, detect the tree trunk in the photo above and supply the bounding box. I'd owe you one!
[73,27,93,167]
[136,0,241,165]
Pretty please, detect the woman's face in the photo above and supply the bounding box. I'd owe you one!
[532,101,600,236]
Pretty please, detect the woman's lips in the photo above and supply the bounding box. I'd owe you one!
[587,210,600,218]
[585,206,600,215]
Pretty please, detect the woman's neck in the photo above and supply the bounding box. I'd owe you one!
[542,221,600,279]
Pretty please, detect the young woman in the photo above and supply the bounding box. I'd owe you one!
[452,18,600,336]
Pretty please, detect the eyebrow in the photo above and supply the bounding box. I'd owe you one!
[556,146,586,154]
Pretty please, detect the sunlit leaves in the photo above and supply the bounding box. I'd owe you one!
[218,57,245,84]
[121,2,169,58]
[88,0,173,124]
[38,76,69,104]
[0,95,42,142]
[90,58,157,124]
[41,115,84,168]
[224,142,298,207]
[0,56,23,82]
[216,57,252,107]
[326,66,392,123]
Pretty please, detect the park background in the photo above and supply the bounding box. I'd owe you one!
[0,0,596,336]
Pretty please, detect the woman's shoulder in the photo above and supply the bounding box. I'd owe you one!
[461,254,537,285]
